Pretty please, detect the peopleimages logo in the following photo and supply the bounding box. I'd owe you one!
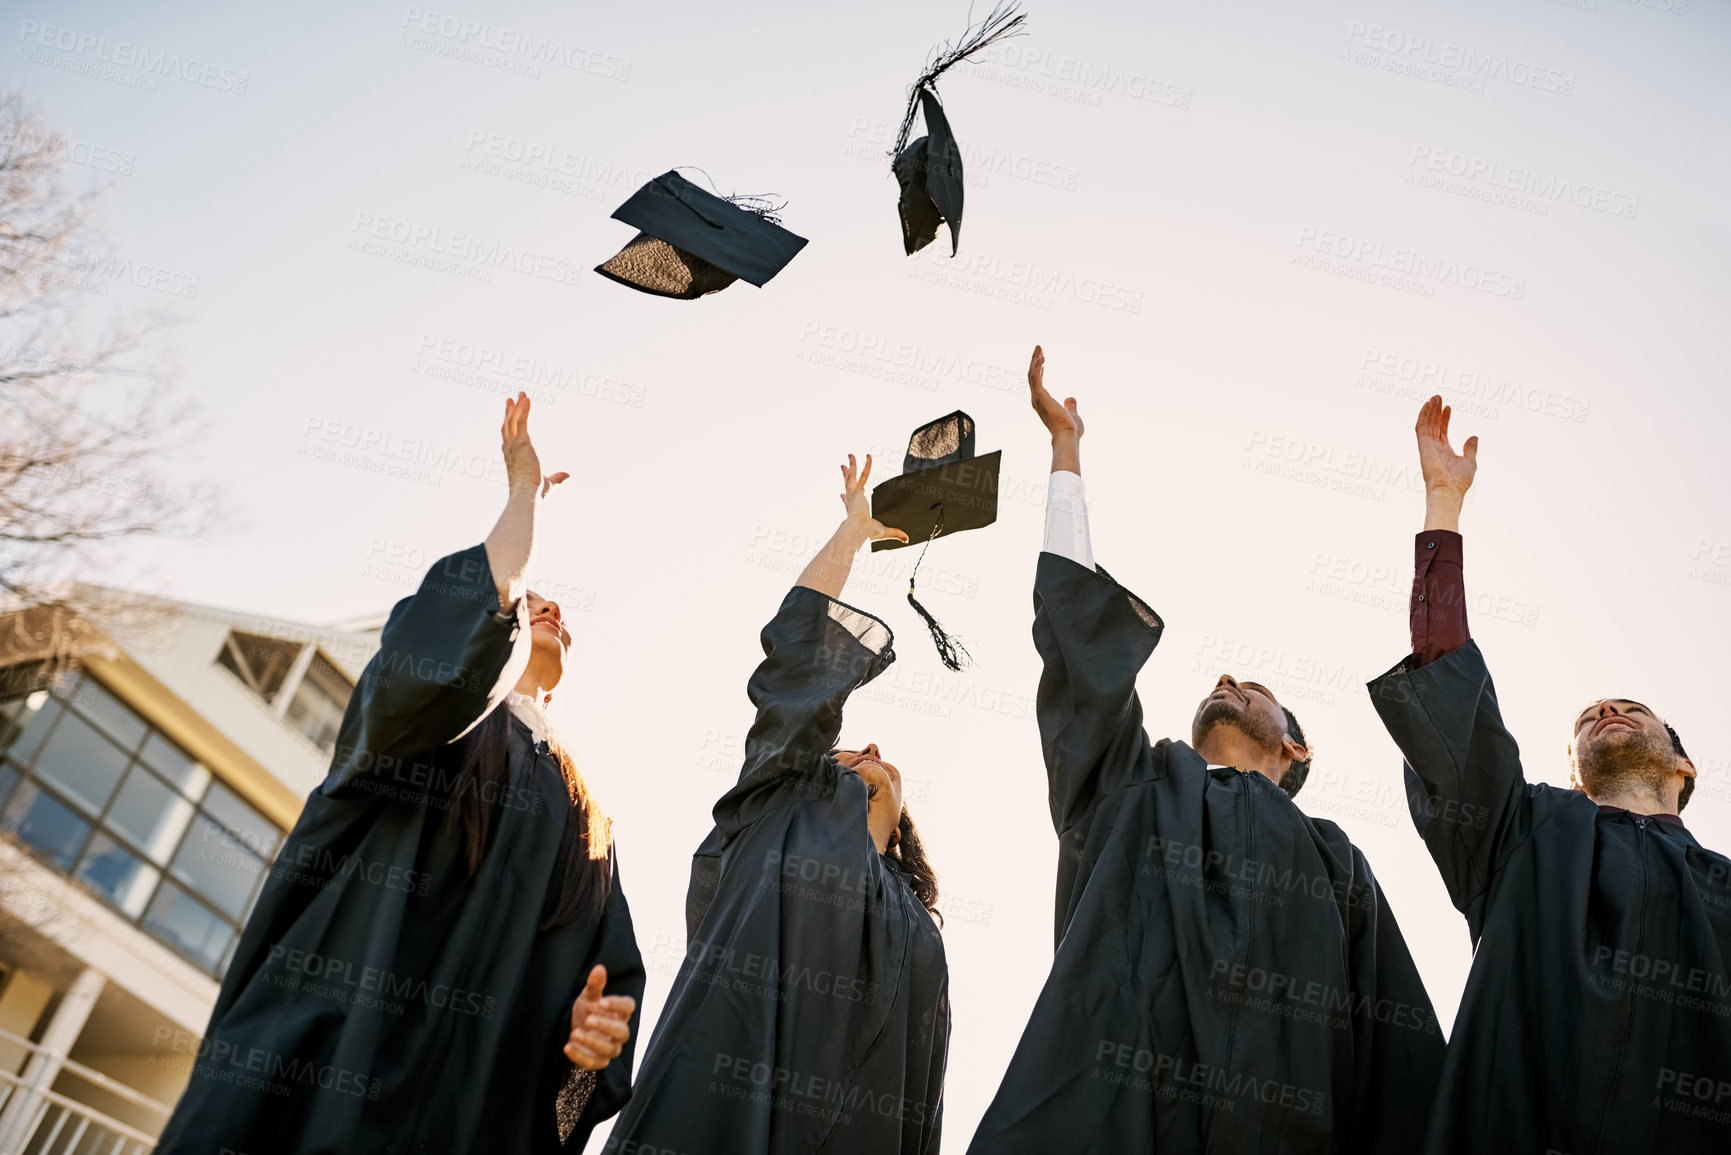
[1343,22,1576,95]
[1295,228,1526,300]
[15,21,250,93]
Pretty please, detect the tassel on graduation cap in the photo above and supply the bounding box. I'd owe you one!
[891,3,1028,257]
[870,411,1002,671]
[904,507,970,670]
[595,169,808,299]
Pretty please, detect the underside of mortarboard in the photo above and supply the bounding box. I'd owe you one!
[892,3,1028,257]
[595,170,808,299]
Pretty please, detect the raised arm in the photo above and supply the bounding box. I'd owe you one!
[484,393,570,609]
[710,457,904,838]
[795,454,908,597]
[324,394,563,793]
[1026,347,1164,835]
[1369,398,1528,932]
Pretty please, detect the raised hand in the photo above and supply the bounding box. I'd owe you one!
[501,392,570,497]
[797,454,907,598]
[564,965,635,1070]
[1416,395,1477,533]
[1029,345,1083,474]
[840,454,910,545]
[1415,396,1478,498]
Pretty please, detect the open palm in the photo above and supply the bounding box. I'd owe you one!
[1415,395,1477,497]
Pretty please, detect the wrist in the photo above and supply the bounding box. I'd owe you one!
[1422,491,1464,533]
[838,514,875,544]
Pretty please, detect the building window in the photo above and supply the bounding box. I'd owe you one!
[284,652,351,754]
[0,666,285,977]
[215,631,300,704]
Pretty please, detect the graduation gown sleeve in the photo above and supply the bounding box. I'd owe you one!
[323,542,530,796]
[1366,640,1534,935]
[712,586,895,839]
[1032,552,1165,837]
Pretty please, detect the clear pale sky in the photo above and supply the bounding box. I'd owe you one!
[9,0,1729,1146]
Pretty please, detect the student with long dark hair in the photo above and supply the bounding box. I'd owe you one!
[156,394,644,1154]
[606,454,951,1154]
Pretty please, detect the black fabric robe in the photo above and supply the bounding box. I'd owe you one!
[968,554,1443,1154]
[1369,640,1731,1153]
[607,586,950,1154]
[155,544,645,1155]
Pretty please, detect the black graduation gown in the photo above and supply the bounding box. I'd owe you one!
[1368,640,1731,1153]
[607,585,951,1154]
[968,554,1444,1154]
[154,544,646,1155]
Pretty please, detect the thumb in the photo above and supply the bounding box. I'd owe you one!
[1463,436,1479,462]
[548,472,570,486]
[579,964,607,1006]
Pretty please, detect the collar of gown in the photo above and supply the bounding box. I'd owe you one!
[506,691,555,747]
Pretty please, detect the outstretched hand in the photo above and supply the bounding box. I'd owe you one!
[1415,395,1478,498]
[502,392,569,497]
[1028,345,1083,442]
[840,454,909,545]
[565,965,634,1071]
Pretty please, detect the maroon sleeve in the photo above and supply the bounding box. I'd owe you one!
[1411,531,1469,666]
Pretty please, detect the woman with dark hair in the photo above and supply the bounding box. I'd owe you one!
[606,454,951,1154]
[156,394,645,1155]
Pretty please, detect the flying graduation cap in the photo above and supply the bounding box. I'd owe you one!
[871,411,1001,670]
[892,3,1028,257]
[595,170,808,299]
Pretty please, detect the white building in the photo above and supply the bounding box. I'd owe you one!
[0,589,383,1153]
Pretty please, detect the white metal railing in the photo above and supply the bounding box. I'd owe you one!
[0,1025,170,1155]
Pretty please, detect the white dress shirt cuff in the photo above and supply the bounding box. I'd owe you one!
[1042,470,1094,569]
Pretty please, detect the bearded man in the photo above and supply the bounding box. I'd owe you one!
[966,348,1444,1154]
[1368,396,1730,1153]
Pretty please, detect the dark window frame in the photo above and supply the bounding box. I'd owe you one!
[0,665,284,978]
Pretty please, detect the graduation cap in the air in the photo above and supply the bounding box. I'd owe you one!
[595,170,808,299]
[892,3,1027,257]
[870,410,1002,670]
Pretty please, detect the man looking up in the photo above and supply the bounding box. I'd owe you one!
[967,348,1443,1154]
[1367,396,1729,1153]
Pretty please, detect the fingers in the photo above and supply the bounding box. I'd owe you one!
[576,1014,631,1045]
[860,453,873,487]
[1028,344,1045,388]
[564,1036,619,1068]
[1415,394,1441,437]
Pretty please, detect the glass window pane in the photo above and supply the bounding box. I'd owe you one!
[105,769,197,865]
[285,653,352,754]
[30,712,130,815]
[0,693,63,767]
[2,781,92,870]
[59,674,147,752]
[169,815,266,918]
[0,763,19,811]
[143,881,234,972]
[139,732,211,799]
[77,834,161,917]
[215,632,301,704]
[202,782,281,860]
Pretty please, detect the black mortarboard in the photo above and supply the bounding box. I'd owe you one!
[870,411,1002,669]
[892,4,1027,257]
[595,171,808,299]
